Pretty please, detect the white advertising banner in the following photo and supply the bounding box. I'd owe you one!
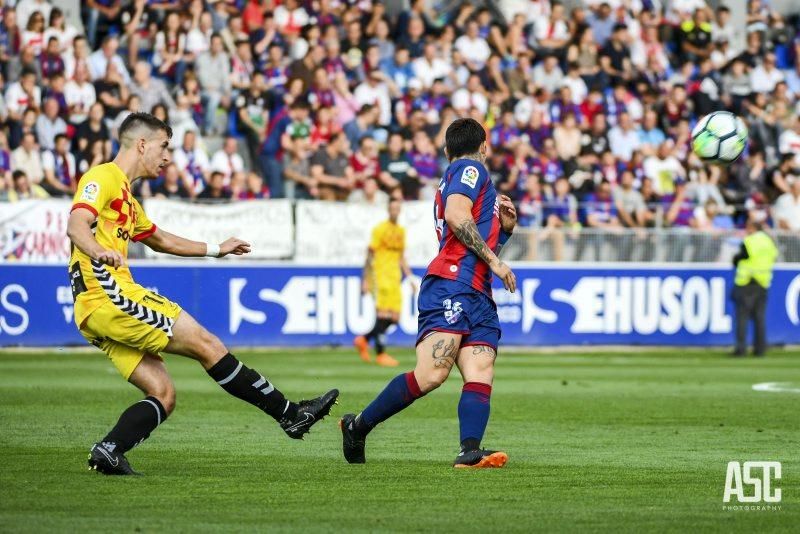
[0,199,71,263]
[144,199,295,259]
[294,200,438,265]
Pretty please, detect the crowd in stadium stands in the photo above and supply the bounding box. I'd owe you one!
[0,0,799,258]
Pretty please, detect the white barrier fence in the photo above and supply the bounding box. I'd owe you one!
[294,200,437,265]
[144,199,295,259]
[3,199,800,264]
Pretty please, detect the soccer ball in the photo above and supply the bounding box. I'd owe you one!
[691,111,748,165]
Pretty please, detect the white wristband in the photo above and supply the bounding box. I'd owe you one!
[205,243,220,258]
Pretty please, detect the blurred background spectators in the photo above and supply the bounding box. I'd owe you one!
[1,0,799,261]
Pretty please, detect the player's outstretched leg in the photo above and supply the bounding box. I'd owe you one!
[340,332,460,463]
[89,353,175,475]
[166,311,338,439]
[453,344,507,469]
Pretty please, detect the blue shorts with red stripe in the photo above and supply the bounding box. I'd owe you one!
[415,275,501,350]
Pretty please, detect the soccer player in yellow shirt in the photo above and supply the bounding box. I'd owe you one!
[68,112,338,475]
[353,199,416,367]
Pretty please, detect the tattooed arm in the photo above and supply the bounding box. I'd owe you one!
[445,194,517,293]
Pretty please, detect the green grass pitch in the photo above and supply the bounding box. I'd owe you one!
[0,348,798,532]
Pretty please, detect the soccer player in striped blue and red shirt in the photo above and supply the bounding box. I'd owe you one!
[340,118,518,468]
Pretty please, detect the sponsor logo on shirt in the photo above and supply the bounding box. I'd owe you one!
[80,182,99,203]
[461,166,479,188]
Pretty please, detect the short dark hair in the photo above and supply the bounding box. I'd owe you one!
[12,170,27,181]
[54,133,68,144]
[118,112,173,146]
[445,118,486,160]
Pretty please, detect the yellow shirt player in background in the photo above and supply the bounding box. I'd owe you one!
[69,112,338,476]
[354,198,416,367]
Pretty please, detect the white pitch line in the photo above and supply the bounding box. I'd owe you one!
[752,382,800,394]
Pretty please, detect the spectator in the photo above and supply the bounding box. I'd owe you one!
[74,102,111,161]
[343,104,377,151]
[76,138,107,177]
[408,131,440,199]
[353,69,392,127]
[152,12,187,85]
[35,97,66,150]
[63,35,90,81]
[455,20,491,71]
[39,37,64,79]
[310,131,354,201]
[94,60,129,119]
[87,35,130,84]
[772,178,800,262]
[8,107,38,150]
[553,112,581,162]
[644,140,686,195]
[84,0,122,48]
[452,73,488,115]
[41,133,76,197]
[130,61,175,112]
[769,154,798,197]
[230,39,255,93]
[11,131,43,185]
[778,116,800,167]
[577,179,622,261]
[186,10,213,58]
[380,132,417,200]
[0,9,22,70]
[614,170,647,260]
[349,176,390,206]
[679,7,713,63]
[516,175,545,260]
[690,198,727,262]
[637,109,666,156]
[153,163,192,199]
[274,0,309,36]
[532,55,564,95]
[197,170,232,202]
[0,132,12,187]
[121,0,153,68]
[195,33,231,135]
[172,130,209,196]
[350,135,382,191]
[20,10,44,56]
[64,63,96,124]
[608,112,641,162]
[5,69,40,121]
[234,71,269,166]
[238,171,269,200]
[750,52,784,94]
[8,168,48,201]
[283,135,316,199]
[211,136,245,187]
[599,23,632,85]
[543,175,579,261]
[663,179,697,262]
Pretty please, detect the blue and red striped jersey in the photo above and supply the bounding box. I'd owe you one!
[425,158,510,297]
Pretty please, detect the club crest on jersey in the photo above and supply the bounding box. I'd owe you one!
[443,299,463,325]
[80,182,99,202]
[460,166,479,188]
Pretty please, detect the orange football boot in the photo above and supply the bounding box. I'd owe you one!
[375,353,399,367]
[353,336,371,363]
